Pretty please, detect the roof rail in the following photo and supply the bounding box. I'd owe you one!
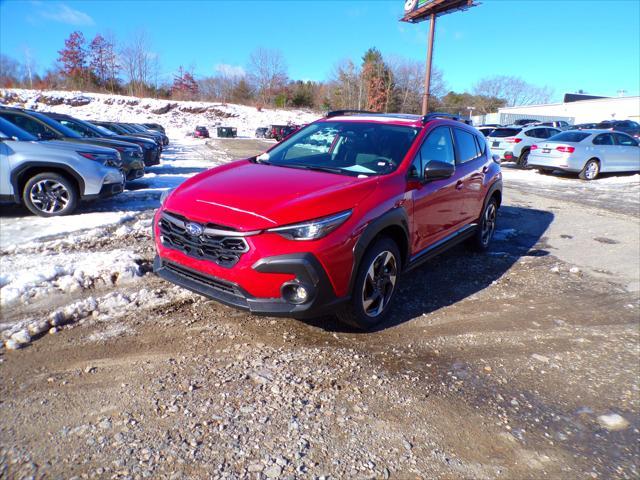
[422,112,462,124]
[325,109,378,118]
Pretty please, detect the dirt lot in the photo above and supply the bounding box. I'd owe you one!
[1,138,638,480]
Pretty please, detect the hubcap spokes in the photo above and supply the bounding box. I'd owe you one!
[29,180,69,213]
[481,204,496,245]
[586,162,598,179]
[362,251,397,318]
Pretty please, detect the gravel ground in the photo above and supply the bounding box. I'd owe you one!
[1,138,638,480]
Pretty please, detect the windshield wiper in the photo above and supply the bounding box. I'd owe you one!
[278,163,344,174]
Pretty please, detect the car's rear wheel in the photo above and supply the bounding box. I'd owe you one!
[537,168,552,175]
[468,197,498,252]
[336,237,400,330]
[517,149,531,169]
[579,159,600,180]
[22,172,78,217]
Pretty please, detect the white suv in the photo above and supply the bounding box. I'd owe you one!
[487,125,561,168]
[0,118,124,216]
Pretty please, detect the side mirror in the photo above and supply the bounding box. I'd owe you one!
[492,153,501,164]
[424,160,455,181]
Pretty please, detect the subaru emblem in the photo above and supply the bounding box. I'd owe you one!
[185,222,204,236]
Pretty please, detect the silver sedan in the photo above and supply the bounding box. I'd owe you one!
[527,129,640,180]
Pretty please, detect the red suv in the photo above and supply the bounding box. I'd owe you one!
[153,111,502,329]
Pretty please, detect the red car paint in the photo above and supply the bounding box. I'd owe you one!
[154,114,502,322]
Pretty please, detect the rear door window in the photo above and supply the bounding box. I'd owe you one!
[452,128,480,164]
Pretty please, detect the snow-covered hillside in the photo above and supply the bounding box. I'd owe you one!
[0,88,321,137]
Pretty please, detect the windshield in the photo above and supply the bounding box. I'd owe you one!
[92,124,117,136]
[0,117,38,141]
[28,111,82,138]
[548,131,590,143]
[261,121,420,177]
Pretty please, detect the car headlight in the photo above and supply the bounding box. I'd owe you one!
[78,151,122,167]
[160,188,174,205]
[267,210,352,240]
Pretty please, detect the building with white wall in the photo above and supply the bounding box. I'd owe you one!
[472,95,640,125]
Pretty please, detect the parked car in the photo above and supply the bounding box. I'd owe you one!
[41,113,161,167]
[142,123,166,134]
[268,124,287,140]
[255,127,269,138]
[512,119,541,126]
[275,125,301,141]
[127,123,169,146]
[217,127,237,138]
[194,126,210,138]
[594,120,640,139]
[0,108,146,182]
[153,111,502,329]
[477,126,495,137]
[528,129,640,180]
[537,120,571,130]
[487,125,561,167]
[120,123,165,146]
[95,122,163,148]
[0,118,124,216]
[570,123,598,130]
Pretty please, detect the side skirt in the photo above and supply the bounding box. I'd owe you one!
[405,224,478,272]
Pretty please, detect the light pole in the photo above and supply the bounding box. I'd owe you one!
[401,1,478,116]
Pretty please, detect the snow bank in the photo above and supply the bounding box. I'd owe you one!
[0,88,320,138]
[0,249,144,307]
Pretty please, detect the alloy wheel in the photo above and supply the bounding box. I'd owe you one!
[481,202,497,246]
[362,250,398,318]
[29,179,70,214]
[585,161,599,180]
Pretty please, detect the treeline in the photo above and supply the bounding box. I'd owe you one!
[0,30,553,113]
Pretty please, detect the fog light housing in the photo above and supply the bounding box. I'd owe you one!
[282,283,309,304]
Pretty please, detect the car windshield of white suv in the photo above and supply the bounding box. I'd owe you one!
[259,121,420,177]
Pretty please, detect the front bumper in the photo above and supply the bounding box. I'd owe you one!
[154,253,347,319]
[126,168,145,181]
[143,148,161,166]
[84,181,124,200]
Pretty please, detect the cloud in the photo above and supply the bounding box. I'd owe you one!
[215,63,245,78]
[37,3,95,26]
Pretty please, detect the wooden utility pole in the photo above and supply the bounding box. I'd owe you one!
[422,14,436,115]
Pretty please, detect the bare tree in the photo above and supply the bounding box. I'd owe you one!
[327,59,361,110]
[247,48,288,106]
[120,30,155,97]
[473,75,553,107]
[387,57,446,114]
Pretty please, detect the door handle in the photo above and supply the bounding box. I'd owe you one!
[482,166,489,173]
[455,180,464,190]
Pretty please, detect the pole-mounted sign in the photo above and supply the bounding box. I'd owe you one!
[401,0,478,114]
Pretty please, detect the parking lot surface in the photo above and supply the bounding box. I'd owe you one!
[1,137,638,479]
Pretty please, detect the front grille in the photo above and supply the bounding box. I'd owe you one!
[163,261,245,298]
[159,212,248,268]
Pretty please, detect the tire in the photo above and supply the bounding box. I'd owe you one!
[517,149,531,169]
[22,172,78,217]
[579,159,600,180]
[537,168,551,175]
[468,197,498,252]
[336,237,401,330]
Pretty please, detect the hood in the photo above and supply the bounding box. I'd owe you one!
[111,135,156,148]
[164,160,379,231]
[62,136,140,149]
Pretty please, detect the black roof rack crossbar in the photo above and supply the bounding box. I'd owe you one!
[422,112,461,124]
[325,109,378,118]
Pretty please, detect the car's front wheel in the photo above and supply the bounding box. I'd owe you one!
[337,237,400,330]
[22,172,78,217]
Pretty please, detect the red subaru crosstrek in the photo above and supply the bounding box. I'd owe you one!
[153,111,502,329]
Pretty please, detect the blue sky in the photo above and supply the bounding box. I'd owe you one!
[1,0,639,100]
